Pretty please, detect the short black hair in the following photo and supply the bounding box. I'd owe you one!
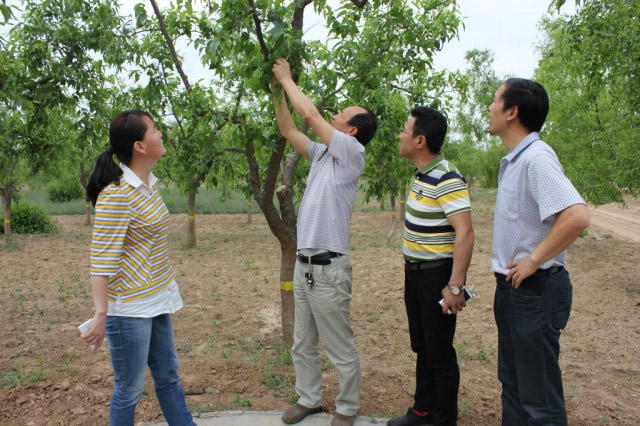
[347,107,377,146]
[501,78,549,133]
[411,106,448,154]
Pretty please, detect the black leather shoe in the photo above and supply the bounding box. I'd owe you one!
[282,403,323,424]
[387,408,434,426]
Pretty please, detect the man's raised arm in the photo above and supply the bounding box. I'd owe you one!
[273,83,312,159]
[272,58,335,146]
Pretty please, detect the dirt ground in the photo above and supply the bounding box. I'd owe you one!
[1,191,639,425]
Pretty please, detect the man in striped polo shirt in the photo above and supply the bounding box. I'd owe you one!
[273,59,377,426]
[388,107,474,426]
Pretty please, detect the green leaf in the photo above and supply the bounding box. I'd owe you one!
[266,22,285,41]
[0,4,12,23]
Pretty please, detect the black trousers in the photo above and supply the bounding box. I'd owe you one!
[404,261,458,426]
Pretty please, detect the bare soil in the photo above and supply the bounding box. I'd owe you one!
[1,192,639,425]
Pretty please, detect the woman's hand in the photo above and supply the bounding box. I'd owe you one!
[81,312,106,351]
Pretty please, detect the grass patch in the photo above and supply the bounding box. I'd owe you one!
[366,315,380,323]
[187,402,225,414]
[2,359,48,389]
[627,286,640,294]
[263,368,298,403]
[1,236,20,251]
[459,400,472,415]
[237,335,264,365]
[19,186,256,215]
[454,341,468,363]
[234,395,253,407]
[269,338,293,366]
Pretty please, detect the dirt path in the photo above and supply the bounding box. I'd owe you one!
[589,196,640,242]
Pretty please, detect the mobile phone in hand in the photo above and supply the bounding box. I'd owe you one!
[78,319,96,349]
[439,287,473,314]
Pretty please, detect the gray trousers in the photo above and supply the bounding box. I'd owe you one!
[292,255,361,416]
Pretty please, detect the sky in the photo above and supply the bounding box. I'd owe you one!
[432,0,576,78]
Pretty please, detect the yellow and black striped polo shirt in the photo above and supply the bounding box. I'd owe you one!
[403,154,471,262]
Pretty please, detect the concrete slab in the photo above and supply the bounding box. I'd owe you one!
[141,410,389,426]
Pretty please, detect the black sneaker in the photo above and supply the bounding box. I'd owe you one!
[387,408,434,426]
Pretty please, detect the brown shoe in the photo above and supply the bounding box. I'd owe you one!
[331,412,356,426]
[282,403,323,424]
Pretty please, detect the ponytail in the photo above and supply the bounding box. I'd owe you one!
[86,150,122,206]
[86,110,152,206]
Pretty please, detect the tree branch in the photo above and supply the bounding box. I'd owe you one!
[245,139,263,206]
[349,0,368,8]
[292,0,313,31]
[159,62,188,147]
[248,0,270,61]
[32,45,79,86]
[225,148,245,154]
[319,45,390,106]
[149,0,192,93]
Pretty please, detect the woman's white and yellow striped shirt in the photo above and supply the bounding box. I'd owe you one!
[90,164,182,317]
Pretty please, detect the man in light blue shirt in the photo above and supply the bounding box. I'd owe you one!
[489,78,590,425]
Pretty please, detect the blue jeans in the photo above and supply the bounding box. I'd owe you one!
[105,314,195,426]
[494,268,572,426]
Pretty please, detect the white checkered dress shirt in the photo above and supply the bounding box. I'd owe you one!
[492,132,585,275]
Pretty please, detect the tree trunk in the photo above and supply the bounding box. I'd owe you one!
[399,186,407,220]
[247,197,253,224]
[186,192,196,248]
[390,194,397,222]
[2,187,11,236]
[84,199,92,226]
[80,161,92,226]
[379,198,384,210]
[279,244,296,347]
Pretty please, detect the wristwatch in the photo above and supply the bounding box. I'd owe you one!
[446,284,462,295]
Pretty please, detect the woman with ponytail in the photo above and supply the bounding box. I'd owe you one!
[81,110,195,426]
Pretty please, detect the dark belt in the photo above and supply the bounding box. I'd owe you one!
[297,251,341,265]
[495,266,564,281]
[404,258,452,272]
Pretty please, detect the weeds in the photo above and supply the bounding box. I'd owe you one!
[237,335,264,365]
[57,280,67,306]
[455,341,468,363]
[187,402,222,414]
[477,348,489,361]
[321,355,334,370]
[2,359,48,389]
[269,338,293,366]
[263,368,297,402]
[234,395,253,407]
[55,354,77,375]
[1,236,20,251]
[210,284,221,302]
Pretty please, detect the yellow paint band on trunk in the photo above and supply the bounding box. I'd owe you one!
[188,215,196,221]
[4,219,10,224]
[280,281,294,291]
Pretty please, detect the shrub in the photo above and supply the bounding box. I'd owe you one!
[46,178,84,203]
[1,203,59,234]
